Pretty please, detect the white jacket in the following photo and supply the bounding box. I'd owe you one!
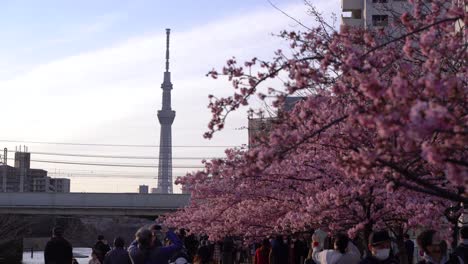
[312,241,361,264]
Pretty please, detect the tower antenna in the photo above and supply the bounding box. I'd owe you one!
[165,28,170,72]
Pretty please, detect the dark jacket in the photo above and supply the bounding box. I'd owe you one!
[104,247,131,264]
[405,240,415,264]
[270,239,288,264]
[197,245,211,264]
[360,255,399,264]
[94,240,111,262]
[454,244,468,263]
[128,230,183,264]
[222,237,235,264]
[44,236,73,264]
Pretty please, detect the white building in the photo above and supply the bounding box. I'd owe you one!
[341,0,410,28]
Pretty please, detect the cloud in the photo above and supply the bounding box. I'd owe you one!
[0,0,340,192]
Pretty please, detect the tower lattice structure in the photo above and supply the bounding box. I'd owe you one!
[157,29,176,194]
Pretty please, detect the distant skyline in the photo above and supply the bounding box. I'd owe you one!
[0,0,339,192]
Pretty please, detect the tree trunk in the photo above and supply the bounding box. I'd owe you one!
[360,223,373,257]
[393,226,409,264]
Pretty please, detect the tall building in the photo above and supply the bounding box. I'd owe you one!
[15,150,30,192]
[341,0,410,28]
[0,148,70,193]
[156,29,176,194]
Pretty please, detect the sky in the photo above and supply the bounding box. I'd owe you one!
[0,0,340,192]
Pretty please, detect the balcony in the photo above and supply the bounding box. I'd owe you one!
[341,17,364,27]
[342,0,363,11]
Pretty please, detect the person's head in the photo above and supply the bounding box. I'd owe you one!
[333,233,349,254]
[179,228,187,237]
[52,226,64,238]
[262,238,270,248]
[404,234,410,241]
[368,230,392,261]
[136,227,153,249]
[114,237,125,248]
[97,234,104,241]
[417,230,445,261]
[460,226,468,244]
[150,224,162,231]
[200,239,208,247]
[275,235,284,244]
[149,224,164,247]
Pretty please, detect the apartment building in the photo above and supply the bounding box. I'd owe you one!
[341,0,410,28]
[0,149,70,193]
[49,178,71,193]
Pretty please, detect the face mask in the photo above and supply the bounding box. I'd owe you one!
[374,248,390,260]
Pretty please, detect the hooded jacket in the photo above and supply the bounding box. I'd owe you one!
[312,241,361,264]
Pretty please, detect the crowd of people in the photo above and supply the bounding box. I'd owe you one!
[43,224,468,264]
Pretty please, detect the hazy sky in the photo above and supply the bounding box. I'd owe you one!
[0,0,339,192]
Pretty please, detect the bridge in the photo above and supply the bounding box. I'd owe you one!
[0,192,190,216]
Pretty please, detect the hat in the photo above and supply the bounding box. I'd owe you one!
[369,230,391,245]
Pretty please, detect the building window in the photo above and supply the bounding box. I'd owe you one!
[372,15,389,26]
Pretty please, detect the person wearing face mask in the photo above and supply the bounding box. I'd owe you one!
[416,230,463,264]
[312,233,361,264]
[360,230,399,264]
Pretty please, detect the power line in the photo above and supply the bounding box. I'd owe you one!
[42,168,156,174]
[47,173,173,179]
[6,158,204,169]
[0,139,241,148]
[6,150,220,160]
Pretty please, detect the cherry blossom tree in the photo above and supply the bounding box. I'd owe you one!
[166,1,466,261]
[203,0,467,202]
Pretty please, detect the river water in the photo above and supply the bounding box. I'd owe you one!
[22,248,91,264]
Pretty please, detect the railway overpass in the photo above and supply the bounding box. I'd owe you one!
[0,192,190,216]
